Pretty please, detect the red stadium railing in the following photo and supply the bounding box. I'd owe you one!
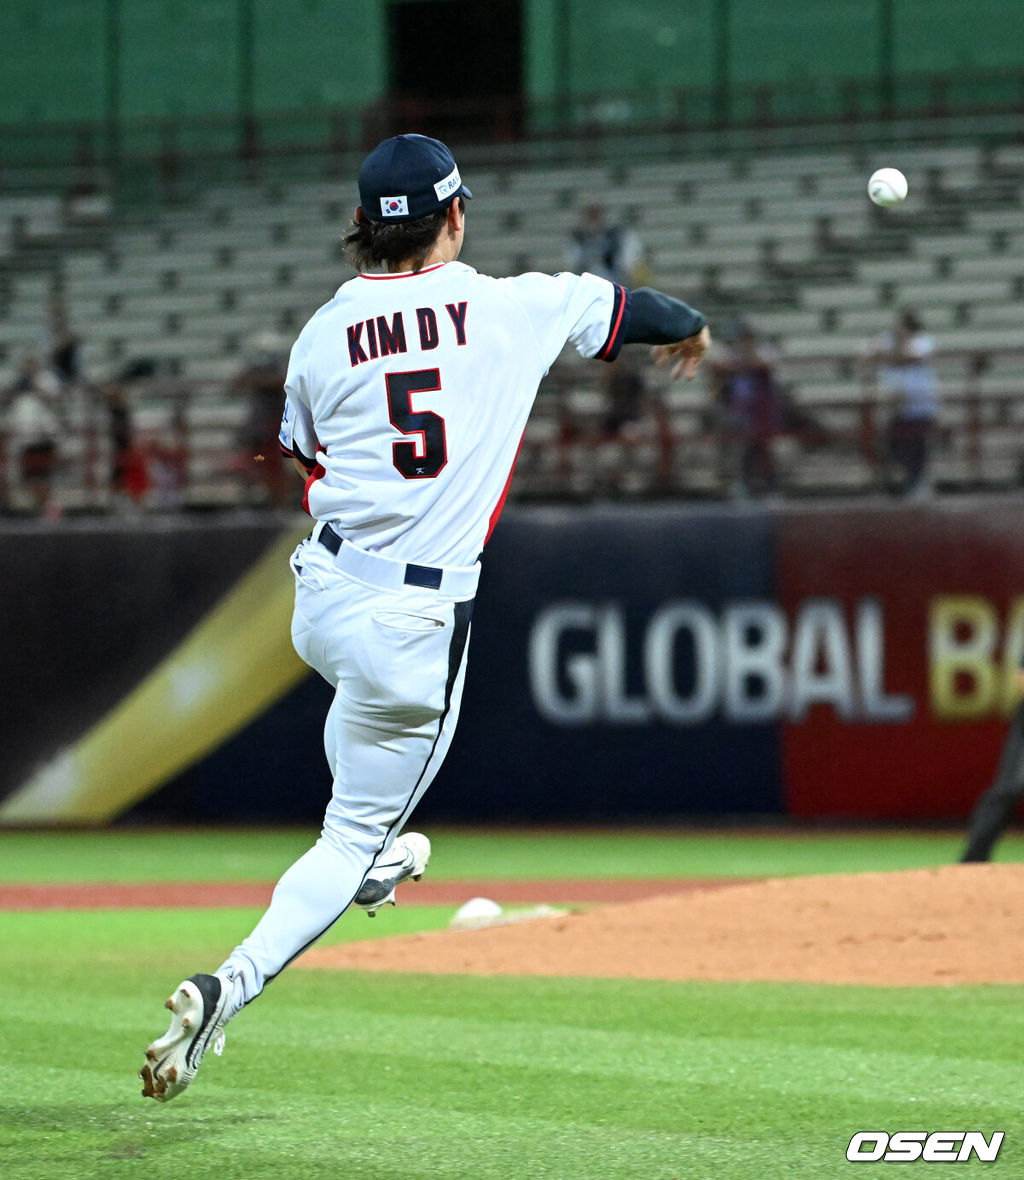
[3,345,1020,516]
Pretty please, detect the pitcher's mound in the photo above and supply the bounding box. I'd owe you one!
[299,865,1024,986]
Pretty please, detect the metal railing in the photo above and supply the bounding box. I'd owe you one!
[2,345,1021,517]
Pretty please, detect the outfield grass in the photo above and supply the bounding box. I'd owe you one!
[2,829,1021,1178]
[3,824,1023,883]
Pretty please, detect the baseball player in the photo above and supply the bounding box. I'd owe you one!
[139,133,710,1102]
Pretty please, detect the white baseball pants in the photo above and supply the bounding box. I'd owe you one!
[219,528,478,1005]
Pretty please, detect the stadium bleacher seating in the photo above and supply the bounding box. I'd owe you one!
[0,133,1021,512]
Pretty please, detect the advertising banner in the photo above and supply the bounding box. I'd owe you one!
[432,504,785,821]
[1,500,1020,824]
[778,504,1024,818]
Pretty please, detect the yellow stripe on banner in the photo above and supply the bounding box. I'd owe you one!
[0,520,314,824]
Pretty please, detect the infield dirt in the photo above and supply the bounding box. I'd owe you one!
[6,864,1021,986]
[298,864,1024,987]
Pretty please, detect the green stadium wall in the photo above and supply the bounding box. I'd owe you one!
[0,0,1022,161]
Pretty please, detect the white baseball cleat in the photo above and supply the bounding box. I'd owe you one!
[140,973,232,1102]
[355,832,431,917]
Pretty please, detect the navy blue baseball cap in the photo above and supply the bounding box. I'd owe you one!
[358,134,472,223]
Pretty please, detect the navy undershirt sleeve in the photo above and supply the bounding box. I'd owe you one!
[281,441,317,474]
[623,287,706,345]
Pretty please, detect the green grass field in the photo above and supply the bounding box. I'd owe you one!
[2,827,1022,1179]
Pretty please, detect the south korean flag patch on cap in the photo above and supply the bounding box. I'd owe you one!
[380,195,409,218]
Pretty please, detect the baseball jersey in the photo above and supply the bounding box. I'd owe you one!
[279,261,628,567]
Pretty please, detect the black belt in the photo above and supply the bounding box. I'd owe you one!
[317,526,444,590]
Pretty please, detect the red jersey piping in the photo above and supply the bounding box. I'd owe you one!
[358,263,447,281]
[485,433,525,545]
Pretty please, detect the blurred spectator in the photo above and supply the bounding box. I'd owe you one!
[233,333,289,508]
[554,356,672,497]
[562,209,659,492]
[709,322,783,498]
[567,203,649,287]
[146,406,189,511]
[600,355,672,493]
[4,356,63,518]
[48,294,82,386]
[865,309,937,498]
[602,355,649,439]
[97,378,149,508]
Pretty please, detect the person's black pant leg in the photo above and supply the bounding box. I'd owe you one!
[961,702,1024,862]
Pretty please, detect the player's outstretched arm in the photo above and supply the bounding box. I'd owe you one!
[621,286,711,381]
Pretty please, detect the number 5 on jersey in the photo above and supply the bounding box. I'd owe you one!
[386,369,448,479]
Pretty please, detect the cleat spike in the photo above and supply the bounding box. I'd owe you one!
[138,974,232,1103]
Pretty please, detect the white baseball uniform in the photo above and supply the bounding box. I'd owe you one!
[219,262,628,1002]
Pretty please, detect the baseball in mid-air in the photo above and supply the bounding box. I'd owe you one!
[867,167,908,206]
